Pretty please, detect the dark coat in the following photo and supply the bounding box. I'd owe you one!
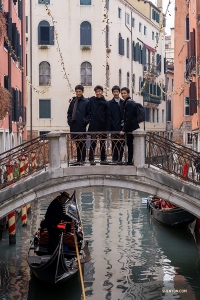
[88,96,111,132]
[67,96,90,132]
[109,98,124,131]
[122,97,139,133]
[45,197,71,227]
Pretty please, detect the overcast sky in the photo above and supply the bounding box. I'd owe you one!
[150,0,175,35]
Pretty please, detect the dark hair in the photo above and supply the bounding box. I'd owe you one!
[75,85,84,91]
[112,85,120,92]
[121,87,130,94]
[94,85,103,91]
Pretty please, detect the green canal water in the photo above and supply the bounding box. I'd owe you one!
[0,187,200,300]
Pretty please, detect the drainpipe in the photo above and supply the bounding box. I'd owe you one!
[8,0,12,133]
[30,0,33,140]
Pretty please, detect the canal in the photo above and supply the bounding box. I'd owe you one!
[0,187,200,300]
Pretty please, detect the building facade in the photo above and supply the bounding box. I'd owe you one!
[0,0,26,153]
[26,0,166,139]
[174,0,200,151]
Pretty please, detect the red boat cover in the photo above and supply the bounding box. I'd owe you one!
[160,200,177,210]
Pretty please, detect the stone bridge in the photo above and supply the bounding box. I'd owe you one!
[0,130,200,218]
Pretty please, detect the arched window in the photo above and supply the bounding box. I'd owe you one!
[81,62,92,86]
[127,38,129,58]
[38,21,54,45]
[119,69,122,88]
[39,61,51,86]
[127,72,130,88]
[80,21,92,46]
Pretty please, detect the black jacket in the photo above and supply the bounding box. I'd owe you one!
[67,96,90,132]
[88,96,111,132]
[122,97,139,132]
[109,98,124,131]
[45,197,71,226]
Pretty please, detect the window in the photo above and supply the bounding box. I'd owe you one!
[172,79,174,92]
[139,77,142,90]
[132,18,135,27]
[186,17,189,40]
[119,69,122,88]
[38,0,50,3]
[162,109,164,123]
[39,61,51,86]
[80,0,91,5]
[156,109,159,123]
[144,26,147,35]
[152,31,154,40]
[132,74,135,92]
[39,99,51,118]
[81,62,92,86]
[152,108,155,122]
[156,32,158,42]
[38,21,54,45]
[127,72,130,88]
[118,33,124,55]
[184,97,190,115]
[118,8,121,19]
[26,16,28,33]
[187,133,192,144]
[126,38,129,58]
[105,0,109,10]
[139,23,142,32]
[125,13,130,25]
[106,25,109,48]
[145,107,150,122]
[80,21,91,45]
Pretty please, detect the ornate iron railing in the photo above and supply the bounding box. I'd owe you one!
[0,135,48,189]
[146,132,200,185]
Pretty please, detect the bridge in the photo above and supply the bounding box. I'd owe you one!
[0,130,200,218]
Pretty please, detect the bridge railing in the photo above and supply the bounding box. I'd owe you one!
[0,135,48,189]
[146,132,200,185]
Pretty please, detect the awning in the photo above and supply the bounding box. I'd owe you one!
[144,44,156,52]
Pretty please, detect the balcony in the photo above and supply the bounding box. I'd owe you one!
[143,63,160,77]
[143,93,161,104]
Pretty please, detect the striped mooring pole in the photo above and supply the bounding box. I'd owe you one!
[31,151,36,170]
[26,203,31,214]
[8,212,16,245]
[22,205,27,226]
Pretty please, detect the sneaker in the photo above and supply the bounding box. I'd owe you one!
[90,160,96,166]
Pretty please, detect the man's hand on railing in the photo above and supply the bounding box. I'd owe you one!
[120,131,125,136]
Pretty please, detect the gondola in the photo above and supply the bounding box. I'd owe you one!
[27,191,90,285]
[147,196,196,228]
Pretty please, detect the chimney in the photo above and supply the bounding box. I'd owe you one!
[157,0,162,11]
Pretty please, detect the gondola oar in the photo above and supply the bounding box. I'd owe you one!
[73,224,86,300]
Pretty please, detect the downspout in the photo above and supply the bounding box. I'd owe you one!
[30,0,32,140]
[8,0,12,133]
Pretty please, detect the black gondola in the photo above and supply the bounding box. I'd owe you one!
[27,191,90,285]
[147,196,196,228]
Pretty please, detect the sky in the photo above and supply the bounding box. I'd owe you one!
[150,0,175,35]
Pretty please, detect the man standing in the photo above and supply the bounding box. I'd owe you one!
[109,86,124,163]
[120,87,139,165]
[67,85,91,165]
[45,191,72,254]
[88,85,111,165]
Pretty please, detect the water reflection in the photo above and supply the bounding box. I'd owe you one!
[0,187,199,300]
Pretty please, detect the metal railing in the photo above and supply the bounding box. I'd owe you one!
[0,135,48,189]
[146,132,200,185]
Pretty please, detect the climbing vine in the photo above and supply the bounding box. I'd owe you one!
[0,10,6,45]
[0,85,11,119]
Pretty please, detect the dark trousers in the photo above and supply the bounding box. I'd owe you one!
[111,134,124,161]
[72,134,86,162]
[47,225,60,254]
[127,134,134,164]
[89,134,106,161]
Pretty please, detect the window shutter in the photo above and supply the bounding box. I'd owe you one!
[8,17,12,40]
[157,13,160,23]
[39,100,51,118]
[26,16,28,33]
[189,29,195,57]
[189,82,197,115]
[164,57,166,74]
[159,55,162,71]
[38,24,41,45]
[132,41,135,60]
[50,26,54,45]
[150,83,153,94]
[18,0,22,20]
[135,42,140,62]
[122,38,124,55]
[157,84,161,96]
[18,45,22,65]
[141,45,146,65]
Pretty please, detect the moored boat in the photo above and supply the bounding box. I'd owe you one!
[27,191,90,285]
[147,196,196,228]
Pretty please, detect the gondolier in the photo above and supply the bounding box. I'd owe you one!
[45,191,72,254]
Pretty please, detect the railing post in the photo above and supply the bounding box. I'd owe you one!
[47,133,61,169]
[133,129,146,167]
[59,132,68,164]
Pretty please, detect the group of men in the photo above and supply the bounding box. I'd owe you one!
[67,85,139,166]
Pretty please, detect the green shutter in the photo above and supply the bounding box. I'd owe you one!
[50,26,54,45]
[122,38,124,55]
[39,100,51,118]
[164,57,166,74]
[141,45,146,65]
